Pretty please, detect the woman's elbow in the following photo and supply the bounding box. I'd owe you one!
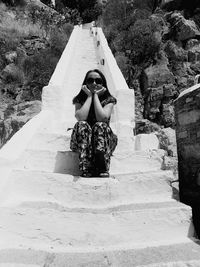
[97,115,109,122]
[75,112,87,121]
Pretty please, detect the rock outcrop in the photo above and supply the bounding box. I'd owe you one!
[137,12,200,130]
[0,100,41,148]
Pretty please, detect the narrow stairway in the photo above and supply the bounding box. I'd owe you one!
[0,25,199,267]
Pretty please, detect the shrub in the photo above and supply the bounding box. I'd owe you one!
[23,49,58,84]
[1,0,26,7]
[193,13,200,28]
[81,3,102,23]
[49,28,70,56]
[4,67,25,84]
[115,52,129,79]
[126,19,161,64]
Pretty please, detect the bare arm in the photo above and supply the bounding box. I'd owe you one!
[75,85,93,121]
[75,96,92,121]
[93,92,114,122]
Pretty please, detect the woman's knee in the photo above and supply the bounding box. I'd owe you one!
[93,122,108,131]
[74,121,91,130]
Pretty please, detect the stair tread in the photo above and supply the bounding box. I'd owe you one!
[1,241,200,267]
[16,148,163,176]
[1,169,177,209]
[0,203,192,250]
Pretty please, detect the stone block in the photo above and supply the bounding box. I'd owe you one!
[178,110,200,125]
[134,133,159,151]
[178,131,188,139]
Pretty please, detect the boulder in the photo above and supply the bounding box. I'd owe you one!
[144,86,164,120]
[191,62,200,74]
[0,100,41,148]
[0,63,23,83]
[162,155,178,173]
[176,76,188,88]
[164,41,187,61]
[172,62,188,76]
[134,133,160,151]
[142,63,175,90]
[168,12,200,41]
[185,39,200,50]
[187,44,200,62]
[20,36,48,56]
[161,102,175,127]
[5,51,17,64]
[159,127,177,157]
[163,83,177,98]
[136,119,162,134]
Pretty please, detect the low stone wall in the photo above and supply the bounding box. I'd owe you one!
[174,84,200,205]
[42,25,81,117]
[93,27,135,152]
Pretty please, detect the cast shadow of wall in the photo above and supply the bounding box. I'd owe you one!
[53,151,80,176]
[170,180,198,242]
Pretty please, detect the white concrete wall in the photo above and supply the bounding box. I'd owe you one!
[93,27,135,152]
[42,25,81,117]
[92,27,160,152]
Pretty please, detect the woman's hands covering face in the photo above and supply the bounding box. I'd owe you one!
[81,85,92,97]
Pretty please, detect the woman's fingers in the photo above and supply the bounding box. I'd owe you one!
[82,85,92,96]
[96,87,106,95]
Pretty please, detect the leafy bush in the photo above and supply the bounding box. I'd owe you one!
[23,49,58,83]
[128,19,161,64]
[4,67,24,84]
[115,52,130,79]
[49,26,71,56]
[0,3,74,101]
[62,0,102,23]
[102,0,163,85]
[81,3,102,23]
[21,48,59,99]
[1,0,26,7]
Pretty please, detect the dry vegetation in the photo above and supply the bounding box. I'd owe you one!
[0,2,73,101]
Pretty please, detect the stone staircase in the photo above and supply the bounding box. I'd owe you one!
[0,24,200,266]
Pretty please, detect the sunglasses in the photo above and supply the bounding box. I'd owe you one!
[86,77,103,85]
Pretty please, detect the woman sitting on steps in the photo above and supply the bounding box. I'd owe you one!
[70,69,118,177]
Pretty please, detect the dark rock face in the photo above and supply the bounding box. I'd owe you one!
[19,36,49,56]
[161,0,200,17]
[0,100,41,148]
[167,12,200,41]
[134,11,200,130]
[140,62,176,123]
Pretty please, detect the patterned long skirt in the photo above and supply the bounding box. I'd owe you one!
[70,121,118,174]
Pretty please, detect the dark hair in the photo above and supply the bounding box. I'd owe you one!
[72,69,111,104]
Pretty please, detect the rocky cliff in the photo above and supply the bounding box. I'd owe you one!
[0,1,73,147]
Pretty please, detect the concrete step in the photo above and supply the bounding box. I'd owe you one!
[0,201,193,251]
[0,241,200,267]
[1,169,175,208]
[136,260,200,267]
[0,265,39,267]
[16,148,163,176]
[28,133,72,151]
[38,119,76,135]
[17,149,80,175]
